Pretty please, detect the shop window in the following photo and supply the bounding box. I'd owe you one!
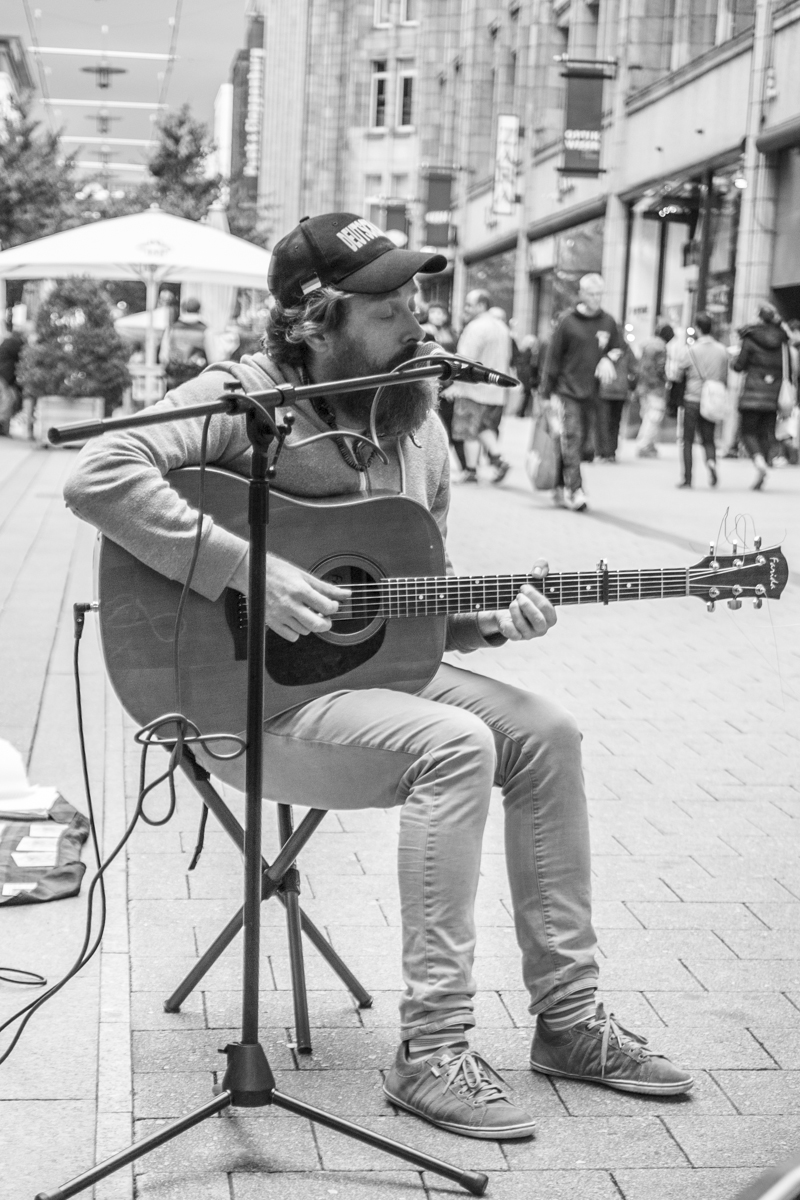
[370,60,388,128]
[397,64,415,128]
[465,247,518,323]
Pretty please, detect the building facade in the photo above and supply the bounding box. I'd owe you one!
[256,0,423,251]
[254,0,800,343]
[441,0,800,346]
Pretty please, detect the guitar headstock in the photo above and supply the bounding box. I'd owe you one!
[689,539,788,611]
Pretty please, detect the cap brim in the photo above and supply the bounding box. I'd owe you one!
[339,247,447,295]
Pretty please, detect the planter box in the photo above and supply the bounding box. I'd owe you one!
[34,396,105,448]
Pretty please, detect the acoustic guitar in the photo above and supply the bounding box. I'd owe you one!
[96,467,789,734]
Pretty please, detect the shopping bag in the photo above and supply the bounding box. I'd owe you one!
[699,379,730,422]
[778,345,796,417]
[526,405,560,491]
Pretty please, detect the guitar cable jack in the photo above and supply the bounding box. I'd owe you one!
[74,600,100,641]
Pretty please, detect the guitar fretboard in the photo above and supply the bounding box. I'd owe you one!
[336,568,693,620]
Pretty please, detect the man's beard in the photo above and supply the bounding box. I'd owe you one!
[325,339,436,438]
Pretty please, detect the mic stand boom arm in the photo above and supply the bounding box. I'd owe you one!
[38,374,488,1199]
[46,362,449,445]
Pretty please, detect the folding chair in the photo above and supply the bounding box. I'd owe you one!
[163,745,372,1053]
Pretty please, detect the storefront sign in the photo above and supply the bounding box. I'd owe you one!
[492,114,520,215]
[423,171,453,248]
[562,67,604,177]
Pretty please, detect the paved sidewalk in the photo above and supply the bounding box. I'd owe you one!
[1,423,798,1200]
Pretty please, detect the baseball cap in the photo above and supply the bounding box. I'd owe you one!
[268,212,447,306]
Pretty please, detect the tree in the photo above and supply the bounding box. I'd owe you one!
[0,95,81,247]
[226,178,273,249]
[18,277,131,413]
[80,108,273,246]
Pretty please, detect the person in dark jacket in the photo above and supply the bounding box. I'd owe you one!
[422,304,467,472]
[634,322,674,458]
[597,341,637,460]
[732,305,787,490]
[0,325,26,436]
[540,274,622,511]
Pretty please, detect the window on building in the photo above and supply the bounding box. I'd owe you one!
[370,60,388,128]
[401,0,418,22]
[385,203,410,245]
[365,173,383,206]
[392,173,410,198]
[374,0,391,27]
[398,63,415,128]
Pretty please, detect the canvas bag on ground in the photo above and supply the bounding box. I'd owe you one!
[526,402,561,491]
[689,347,730,422]
[778,342,797,418]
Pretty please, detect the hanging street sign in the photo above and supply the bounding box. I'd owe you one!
[561,65,606,177]
[492,114,520,215]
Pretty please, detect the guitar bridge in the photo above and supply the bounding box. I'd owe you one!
[224,588,249,661]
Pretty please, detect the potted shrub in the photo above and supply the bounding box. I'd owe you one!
[18,277,131,443]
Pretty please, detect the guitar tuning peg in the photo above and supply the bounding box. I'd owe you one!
[727,598,742,611]
[731,541,738,555]
[753,596,763,609]
[706,601,716,613]
[754,535,762,551]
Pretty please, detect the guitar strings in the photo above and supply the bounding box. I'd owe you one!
[323,566,752,618]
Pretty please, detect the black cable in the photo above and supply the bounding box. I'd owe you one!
[0,411,241,1063]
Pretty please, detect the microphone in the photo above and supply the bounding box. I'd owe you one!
[411,340,519,388]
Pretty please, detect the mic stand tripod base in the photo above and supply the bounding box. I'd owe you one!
[34,1085,489,1200]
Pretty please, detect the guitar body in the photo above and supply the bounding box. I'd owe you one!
[97,467,448,733]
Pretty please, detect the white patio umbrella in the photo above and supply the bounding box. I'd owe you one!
[181,201,240,363]
[0,207,272,374]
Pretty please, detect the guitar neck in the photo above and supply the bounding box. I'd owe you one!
[363,567,691,618]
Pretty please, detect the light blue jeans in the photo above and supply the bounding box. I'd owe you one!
[209,663,599,1039]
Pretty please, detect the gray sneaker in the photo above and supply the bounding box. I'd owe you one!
[530,1003,693,1095]
[384,1044,536,1139]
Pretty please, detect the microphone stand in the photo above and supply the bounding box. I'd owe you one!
[38,367,489,1200]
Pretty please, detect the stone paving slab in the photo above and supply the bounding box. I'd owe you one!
[3,427,799,1199]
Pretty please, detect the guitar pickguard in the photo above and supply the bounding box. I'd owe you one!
[266,624,386,687]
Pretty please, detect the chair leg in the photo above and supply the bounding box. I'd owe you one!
[277,804,312,1053]
[167,750,373,1025]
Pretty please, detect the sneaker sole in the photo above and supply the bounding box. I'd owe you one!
[383,1085,536,1139]
[529,1059,693,1095]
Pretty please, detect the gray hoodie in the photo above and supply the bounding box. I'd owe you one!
[63,351,497,654]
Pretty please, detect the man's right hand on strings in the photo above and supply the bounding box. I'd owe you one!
[231,554,350,642]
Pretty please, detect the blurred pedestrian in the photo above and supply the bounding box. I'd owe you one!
[597,341,637,461]
[675,312,727,489]
[449,289,513,484]
[732,304,787,490]
[634,322,674,459]
[160,297,208,391]
[0,319,27,436]
[423,303,466,473]
[515,334,540,418]
[540,273,622,511]
[422,303,457,352]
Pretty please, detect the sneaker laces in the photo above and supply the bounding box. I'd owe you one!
[431,1048,510,1106]
[585,1007,666,1078]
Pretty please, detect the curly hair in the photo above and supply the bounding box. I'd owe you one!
[262,286,351,369]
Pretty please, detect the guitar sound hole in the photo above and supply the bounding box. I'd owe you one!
[320,563,381,636]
